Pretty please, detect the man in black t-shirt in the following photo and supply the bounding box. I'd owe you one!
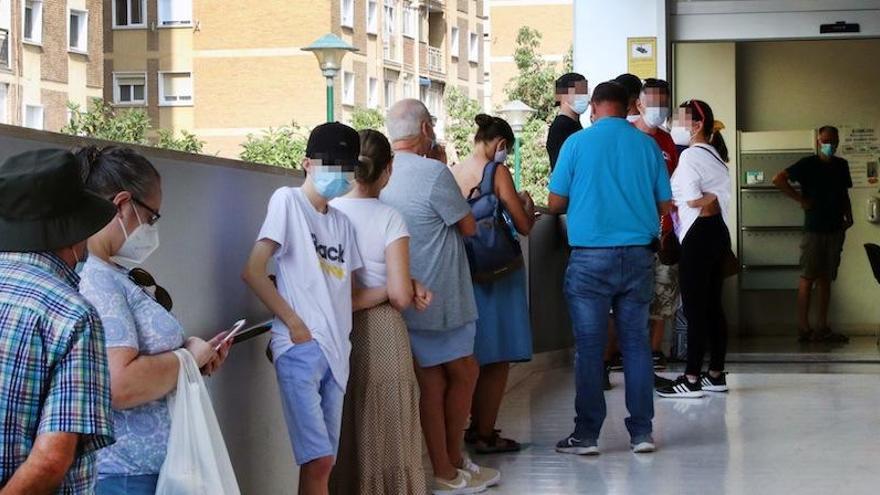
[547,73,588,171]
[773,126,853,343]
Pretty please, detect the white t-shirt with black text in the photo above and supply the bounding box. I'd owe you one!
[330,197,409,289]
[257,187,363,388]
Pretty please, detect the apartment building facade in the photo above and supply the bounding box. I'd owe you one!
[0,0,103,130]
[104,0,487,158]
[485,0,571,110]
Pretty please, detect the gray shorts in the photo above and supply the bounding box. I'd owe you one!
[800,230,845,281]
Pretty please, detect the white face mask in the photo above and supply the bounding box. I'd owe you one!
[671,126,694,146]
[571,95,589,115]
[626,114,641,123]
[112,203,160,267]
[644,107,669,129]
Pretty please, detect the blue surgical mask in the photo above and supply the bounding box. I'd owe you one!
[571,96,589,115]
[313,167,354,199]
[494,148,509,164]
[71,246,88,273]
[644,107,670,128]
[820,143,836,157]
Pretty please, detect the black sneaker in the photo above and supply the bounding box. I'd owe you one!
[652,351,668,370]
[656,375,705,399]
[608,354,624,371]
[604,364,612,391]
[654,373,674,389]
[555,435,599,455]
[700,372,729,393]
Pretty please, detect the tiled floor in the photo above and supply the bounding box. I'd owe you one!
[472,367,880,495]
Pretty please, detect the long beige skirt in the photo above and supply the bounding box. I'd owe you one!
[330,303,427,495]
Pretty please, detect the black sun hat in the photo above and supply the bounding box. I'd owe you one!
[0,149,117,252]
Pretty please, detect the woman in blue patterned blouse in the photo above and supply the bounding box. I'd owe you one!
[75,146,233,495]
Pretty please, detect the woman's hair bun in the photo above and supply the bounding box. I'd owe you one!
[474,113,494,128]
[73,145,101,182]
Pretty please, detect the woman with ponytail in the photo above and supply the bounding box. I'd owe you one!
[329,130,431,494]
[451,114,536,453]
[656,100,733,399]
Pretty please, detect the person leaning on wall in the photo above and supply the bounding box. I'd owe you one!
[773,126,853,344]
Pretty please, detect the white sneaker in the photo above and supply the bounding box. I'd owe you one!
[462,455,501,489]
[431,469,486,495]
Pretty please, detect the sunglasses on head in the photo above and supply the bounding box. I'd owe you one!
[128,268,173,312]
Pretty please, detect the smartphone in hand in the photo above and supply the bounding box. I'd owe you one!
[215,319,247,351]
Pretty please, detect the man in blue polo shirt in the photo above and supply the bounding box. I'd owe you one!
[549,81,672,456]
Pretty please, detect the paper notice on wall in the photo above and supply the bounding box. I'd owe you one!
[838,125,880,188]
[627,37,657,79]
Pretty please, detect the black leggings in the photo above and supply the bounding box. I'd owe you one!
[679,215,731,376]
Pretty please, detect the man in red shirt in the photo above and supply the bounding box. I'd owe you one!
[634,78,679,380]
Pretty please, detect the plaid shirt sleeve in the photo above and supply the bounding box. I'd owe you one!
[37,309,115,453]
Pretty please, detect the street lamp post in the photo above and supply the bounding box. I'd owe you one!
[499,100,536,190]
[303,34,358,123]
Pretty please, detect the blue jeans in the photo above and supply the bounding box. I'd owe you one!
[96,474,158,495]
[564,247,655,442]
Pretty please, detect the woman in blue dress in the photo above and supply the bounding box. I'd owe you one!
[451,114,536,453]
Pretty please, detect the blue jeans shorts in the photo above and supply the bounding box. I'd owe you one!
[274,340,344,465]
[96,474,158,495]
[409,321,477,368]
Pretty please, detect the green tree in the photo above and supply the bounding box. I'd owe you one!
[349,107,385,131]
[519,118,551,206]
[503,27,559,123]
[157,129,205,154]
[62,98,151,145]
[444,86,481,161]
[239,122,309,169]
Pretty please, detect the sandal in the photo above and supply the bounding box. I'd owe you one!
[813,328,850,343]
[474,432,521,454]
[465,426,499,445]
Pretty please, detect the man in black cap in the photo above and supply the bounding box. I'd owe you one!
[547,72,589,171]
[0,149,117,493]
[243,122,365,494]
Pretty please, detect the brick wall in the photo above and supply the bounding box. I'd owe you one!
[476,21,483,83]
[147,58,159,123]
[353,60,366,107]
[147,0,159,50]
[457,0,468,14]
[41,88,68,132]
[103,58,114,102]
[403,38,414,70]
[457,18,468,82]
[40,0,69,84]
[87,0,103,88]
[353,0,367,52]
[103,0,113,52]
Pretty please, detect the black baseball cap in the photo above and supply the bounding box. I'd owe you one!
[305,122,361,168]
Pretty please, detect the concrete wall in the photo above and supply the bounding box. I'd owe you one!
[0,123,574,490]
[0,124,302,494]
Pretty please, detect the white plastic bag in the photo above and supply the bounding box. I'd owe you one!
[156,349,241,495]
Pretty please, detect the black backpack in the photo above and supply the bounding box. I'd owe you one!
[463,161,524,284]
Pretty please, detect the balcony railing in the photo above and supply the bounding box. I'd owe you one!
[427,46,444,75]
[383,37,401,65]
[0,28,9,70]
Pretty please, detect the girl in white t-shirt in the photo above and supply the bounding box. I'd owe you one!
[657,99,733,400]
[329,130,432,494]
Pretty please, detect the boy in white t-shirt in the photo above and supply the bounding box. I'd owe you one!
[243,122,364,494]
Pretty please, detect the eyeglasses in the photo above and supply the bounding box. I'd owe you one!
[132,197,161,225]
[128,268,173,312]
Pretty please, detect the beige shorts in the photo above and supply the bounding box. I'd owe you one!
[650,257,680,321]
[800,230,845,281]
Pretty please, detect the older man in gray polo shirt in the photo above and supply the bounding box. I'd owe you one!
[381,99,500,493]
